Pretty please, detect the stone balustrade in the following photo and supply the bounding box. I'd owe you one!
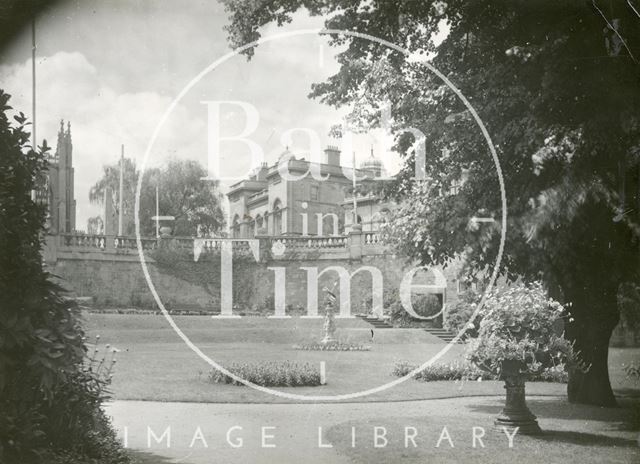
[61,233,106,250]
[270,236,348,250]
[49,230,388,262]
[364,232,381,245]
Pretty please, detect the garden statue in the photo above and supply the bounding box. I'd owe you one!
[321,286,338,345]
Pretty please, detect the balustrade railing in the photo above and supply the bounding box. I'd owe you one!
[61,233,106,250]
[59,233,158,252]
[363,232,381,245]
[270,235,348,252]
[114,236,158,251]
[56,231,384,257]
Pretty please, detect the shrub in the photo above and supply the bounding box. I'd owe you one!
[0,90,128,464]
[391,360,568,383]
[466,281,581,379]
[392,360,493,381]
[208,361,321,387]
[444,289,482,338]
[389,294,442,328]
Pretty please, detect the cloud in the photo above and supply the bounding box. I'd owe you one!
[0,3,405,233]
[0,51,205,230]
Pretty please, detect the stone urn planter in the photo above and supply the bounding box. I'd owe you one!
[494,359,541,434]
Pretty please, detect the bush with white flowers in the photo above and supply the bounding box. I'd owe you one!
[466,281,578,377]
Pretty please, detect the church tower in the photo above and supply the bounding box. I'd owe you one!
[48,120,76,233]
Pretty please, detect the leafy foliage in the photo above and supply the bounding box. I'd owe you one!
[465,282,580,380]
[151,246,262,310]
[443,289,482,338]
[222,0,640,406]
[90,157,225,237]
[391,359,567,383]
[0,89,127,463]
[388,293,441,328]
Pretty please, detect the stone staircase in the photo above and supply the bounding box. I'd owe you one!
[422,326,465,344]
[356,315,465,343]
[355,315,394,329]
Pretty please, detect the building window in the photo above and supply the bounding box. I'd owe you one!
[231,215,240,239]
[273,199,282,235]
[310,185,319,201]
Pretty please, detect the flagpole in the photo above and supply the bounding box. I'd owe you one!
[118,145,124,236]
[155,185,160,238]
[32,16,36,148]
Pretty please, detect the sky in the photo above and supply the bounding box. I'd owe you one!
[0,0,404,230]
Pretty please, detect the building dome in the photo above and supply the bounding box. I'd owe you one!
[360,149,385,177]
[277,148,294,164]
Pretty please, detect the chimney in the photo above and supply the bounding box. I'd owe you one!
[255,162,268,181]
[323,145,341,166]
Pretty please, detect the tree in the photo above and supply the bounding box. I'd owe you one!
[90,158,226,237]
[89,157,139,235]
[139,159,226,237]
[222,0,640,406]
[86,215,104,235]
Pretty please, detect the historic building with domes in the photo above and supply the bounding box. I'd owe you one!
[226,145,391,238]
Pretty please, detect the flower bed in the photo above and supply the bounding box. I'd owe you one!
[208,361,321,387]
[293,342,371,351]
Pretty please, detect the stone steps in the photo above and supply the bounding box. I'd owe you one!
[355,315,394,329]
[356,315,465,343]
[422,327,465,344]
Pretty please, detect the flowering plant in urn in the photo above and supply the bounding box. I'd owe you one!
[466,281,584,434]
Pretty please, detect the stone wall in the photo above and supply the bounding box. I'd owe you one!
[45,233,461,316]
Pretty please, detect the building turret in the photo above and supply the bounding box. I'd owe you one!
[47,119,76,233]
[360,147,385,178]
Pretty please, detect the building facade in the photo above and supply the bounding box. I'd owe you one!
[227,146,390,238]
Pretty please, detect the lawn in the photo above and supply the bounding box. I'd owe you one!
[84,313,639,403]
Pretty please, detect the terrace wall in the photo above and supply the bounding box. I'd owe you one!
[44,231,460,315]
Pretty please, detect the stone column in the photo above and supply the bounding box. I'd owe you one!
[348,224,363,260]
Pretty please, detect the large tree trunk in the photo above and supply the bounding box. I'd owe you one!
[566,321,617,406]
[565,287,619,407]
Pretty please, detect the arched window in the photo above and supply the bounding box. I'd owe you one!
[272,199,282,235]
[231,215,240,238]
[255,214,263,234]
